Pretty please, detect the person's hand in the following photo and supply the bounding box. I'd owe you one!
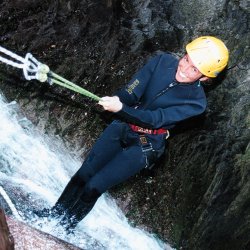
[98,96,123,112]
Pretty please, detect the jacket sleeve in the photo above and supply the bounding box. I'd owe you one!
[115,55,162,106]
[116,97,207,129]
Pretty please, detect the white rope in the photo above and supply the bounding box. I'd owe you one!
[0,45,49,82]
[0,185,23,221]
[0,46,26,64]
[0,55,24,69]
[0,45,31,73]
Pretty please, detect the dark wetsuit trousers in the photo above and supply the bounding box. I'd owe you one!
[76,120,147,196]
[55,120,165,228]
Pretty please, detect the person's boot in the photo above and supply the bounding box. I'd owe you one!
[59,188,101,232]
[33,174,85,219]
[52,174,86,217]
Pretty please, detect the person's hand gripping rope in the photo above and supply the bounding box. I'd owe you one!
[98,96,123,113]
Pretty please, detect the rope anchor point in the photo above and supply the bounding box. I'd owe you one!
[0,46,100,101]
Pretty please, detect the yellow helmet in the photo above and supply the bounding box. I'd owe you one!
[186,36,229,77]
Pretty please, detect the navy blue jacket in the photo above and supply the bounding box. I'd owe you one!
[116,53,207,130]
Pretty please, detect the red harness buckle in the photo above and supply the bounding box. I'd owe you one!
[129,124,169,135]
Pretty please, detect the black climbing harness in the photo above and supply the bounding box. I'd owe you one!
[139,134,166,170]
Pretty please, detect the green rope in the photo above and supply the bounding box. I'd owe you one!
[49,71,101,102]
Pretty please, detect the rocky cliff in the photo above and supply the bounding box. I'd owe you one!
[0,0,249,249]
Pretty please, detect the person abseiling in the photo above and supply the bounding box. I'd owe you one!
[40,36,229,231]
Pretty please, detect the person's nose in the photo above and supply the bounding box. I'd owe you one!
[182,62,190,72]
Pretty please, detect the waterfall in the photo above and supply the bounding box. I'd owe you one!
[0,91,173,250]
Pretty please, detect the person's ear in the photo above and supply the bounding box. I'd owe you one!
[200,76,209,81]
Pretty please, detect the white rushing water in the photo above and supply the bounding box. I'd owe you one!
[0,91,173,249]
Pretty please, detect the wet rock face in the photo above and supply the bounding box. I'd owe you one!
[0,0,249,249]
[7,216,81,250]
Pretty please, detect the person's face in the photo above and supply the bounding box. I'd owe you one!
[175,54,208,83]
